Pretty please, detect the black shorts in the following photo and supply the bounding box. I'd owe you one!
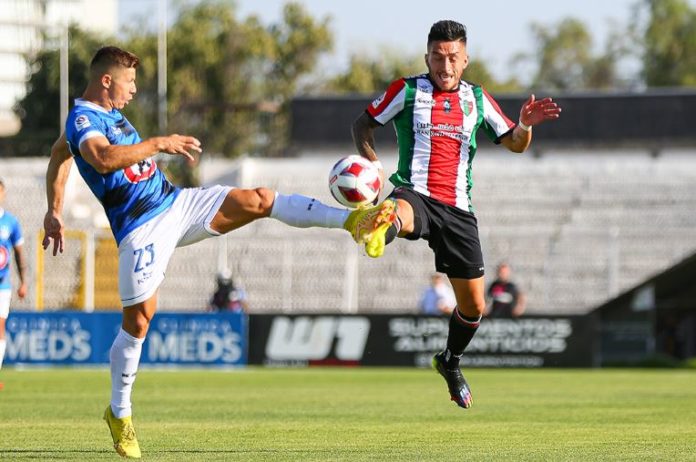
[389,187,484,279]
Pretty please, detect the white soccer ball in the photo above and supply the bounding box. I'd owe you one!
[328,155,382,209]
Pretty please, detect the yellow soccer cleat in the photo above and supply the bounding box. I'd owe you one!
[103,405,141,459]
[343,199,397,258]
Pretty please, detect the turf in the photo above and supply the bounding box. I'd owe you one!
[0,368,695,461]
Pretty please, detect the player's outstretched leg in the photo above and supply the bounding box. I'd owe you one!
[104,405,141,458]
[432,351,473,409]
[343,199,398,258]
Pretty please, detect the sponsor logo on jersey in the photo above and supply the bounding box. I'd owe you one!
[0,246,8,269]
[123,159,157,183]
[75,115,91,130]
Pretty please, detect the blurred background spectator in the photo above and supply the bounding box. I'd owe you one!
[418,273,456,316]
[208,269,248,313]
[486,262,526,318]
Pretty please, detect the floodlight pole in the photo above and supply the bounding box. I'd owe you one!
[59,22,69,130]
[157,0,168,134]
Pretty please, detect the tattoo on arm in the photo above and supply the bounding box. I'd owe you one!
[352,113,380,161]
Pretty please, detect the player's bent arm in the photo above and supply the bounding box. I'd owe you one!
[46,133,74,216]
[44,133,73,255]
[79,134,202,174]
[351,112,382,163]
[500,126,532,154]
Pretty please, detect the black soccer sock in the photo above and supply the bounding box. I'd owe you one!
[444,308,481,368]
[384,216,402,245]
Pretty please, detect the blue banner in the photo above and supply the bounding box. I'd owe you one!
[4,311,247,366]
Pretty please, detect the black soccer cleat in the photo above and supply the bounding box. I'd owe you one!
[432,351,473,409]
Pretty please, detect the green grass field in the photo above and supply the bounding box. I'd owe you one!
[1,368,695,461]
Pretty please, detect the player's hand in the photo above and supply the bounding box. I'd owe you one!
[158,134,202,161]
[17,282,27,300]
[42,211,65,256]
[519,94,562,127]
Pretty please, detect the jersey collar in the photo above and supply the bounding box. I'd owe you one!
[74,98,111,114]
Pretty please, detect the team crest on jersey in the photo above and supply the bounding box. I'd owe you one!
[462,100,473,116]
[123,159,157,183]
[75,115,91,130]
[443,98,452,113]
[0,246,8,270]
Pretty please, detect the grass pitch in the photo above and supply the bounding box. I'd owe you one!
[1,368,695,461]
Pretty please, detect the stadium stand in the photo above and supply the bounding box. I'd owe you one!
[4,150,696,314]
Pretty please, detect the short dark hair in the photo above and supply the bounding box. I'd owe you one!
[427,20,467,46]
[90,46,139,77]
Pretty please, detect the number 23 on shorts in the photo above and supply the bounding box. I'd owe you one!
[133,243,155,272]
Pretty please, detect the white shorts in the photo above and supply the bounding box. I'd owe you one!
[0,289,11,319]
[118,185,232,306]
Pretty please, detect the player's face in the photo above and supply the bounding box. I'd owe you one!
[107,67,137,110]
[425,40,468,91]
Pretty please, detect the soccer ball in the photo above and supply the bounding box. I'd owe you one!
[328,155,382,209]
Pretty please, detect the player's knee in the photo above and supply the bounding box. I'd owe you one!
[250,187,275,216]
[471,297,486,317]
[457,295,486,318]
[123,311,152,338]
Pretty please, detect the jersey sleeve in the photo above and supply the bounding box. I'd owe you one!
[10,217,23,247]
[479,87,515,144]
[366,78,408,125]
[66,111,107,152]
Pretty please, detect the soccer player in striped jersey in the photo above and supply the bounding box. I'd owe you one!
[345,20,561,408]
[0,179,27,391]
[43,46,369,458]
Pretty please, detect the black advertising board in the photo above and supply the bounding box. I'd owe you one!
[248,314,597,367]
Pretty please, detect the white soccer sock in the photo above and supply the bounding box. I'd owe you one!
[0,339,5,370]
[270,193,350,229]
[110,328,144,419]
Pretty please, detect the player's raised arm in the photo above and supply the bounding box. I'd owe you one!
[78,133,202,174]
[501,94,562,153]
[43,133,73,255]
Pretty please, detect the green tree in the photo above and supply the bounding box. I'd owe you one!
[524,18,627,91]
[639,0,696,87]
[13,0,332,159]
[12,26,113,155]
[323,50,520,95]
[124,1,331,158]
[323,49,424,94]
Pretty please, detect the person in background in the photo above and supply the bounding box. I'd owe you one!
[419,273,456,316]
[208,269,248,313]
[486,262,526,318]
[0,179,28,391]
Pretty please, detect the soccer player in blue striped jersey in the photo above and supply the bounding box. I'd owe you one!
[0,179,27,391]
[43,46,390,459]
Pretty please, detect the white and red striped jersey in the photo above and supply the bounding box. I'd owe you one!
[367,74,515,212]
